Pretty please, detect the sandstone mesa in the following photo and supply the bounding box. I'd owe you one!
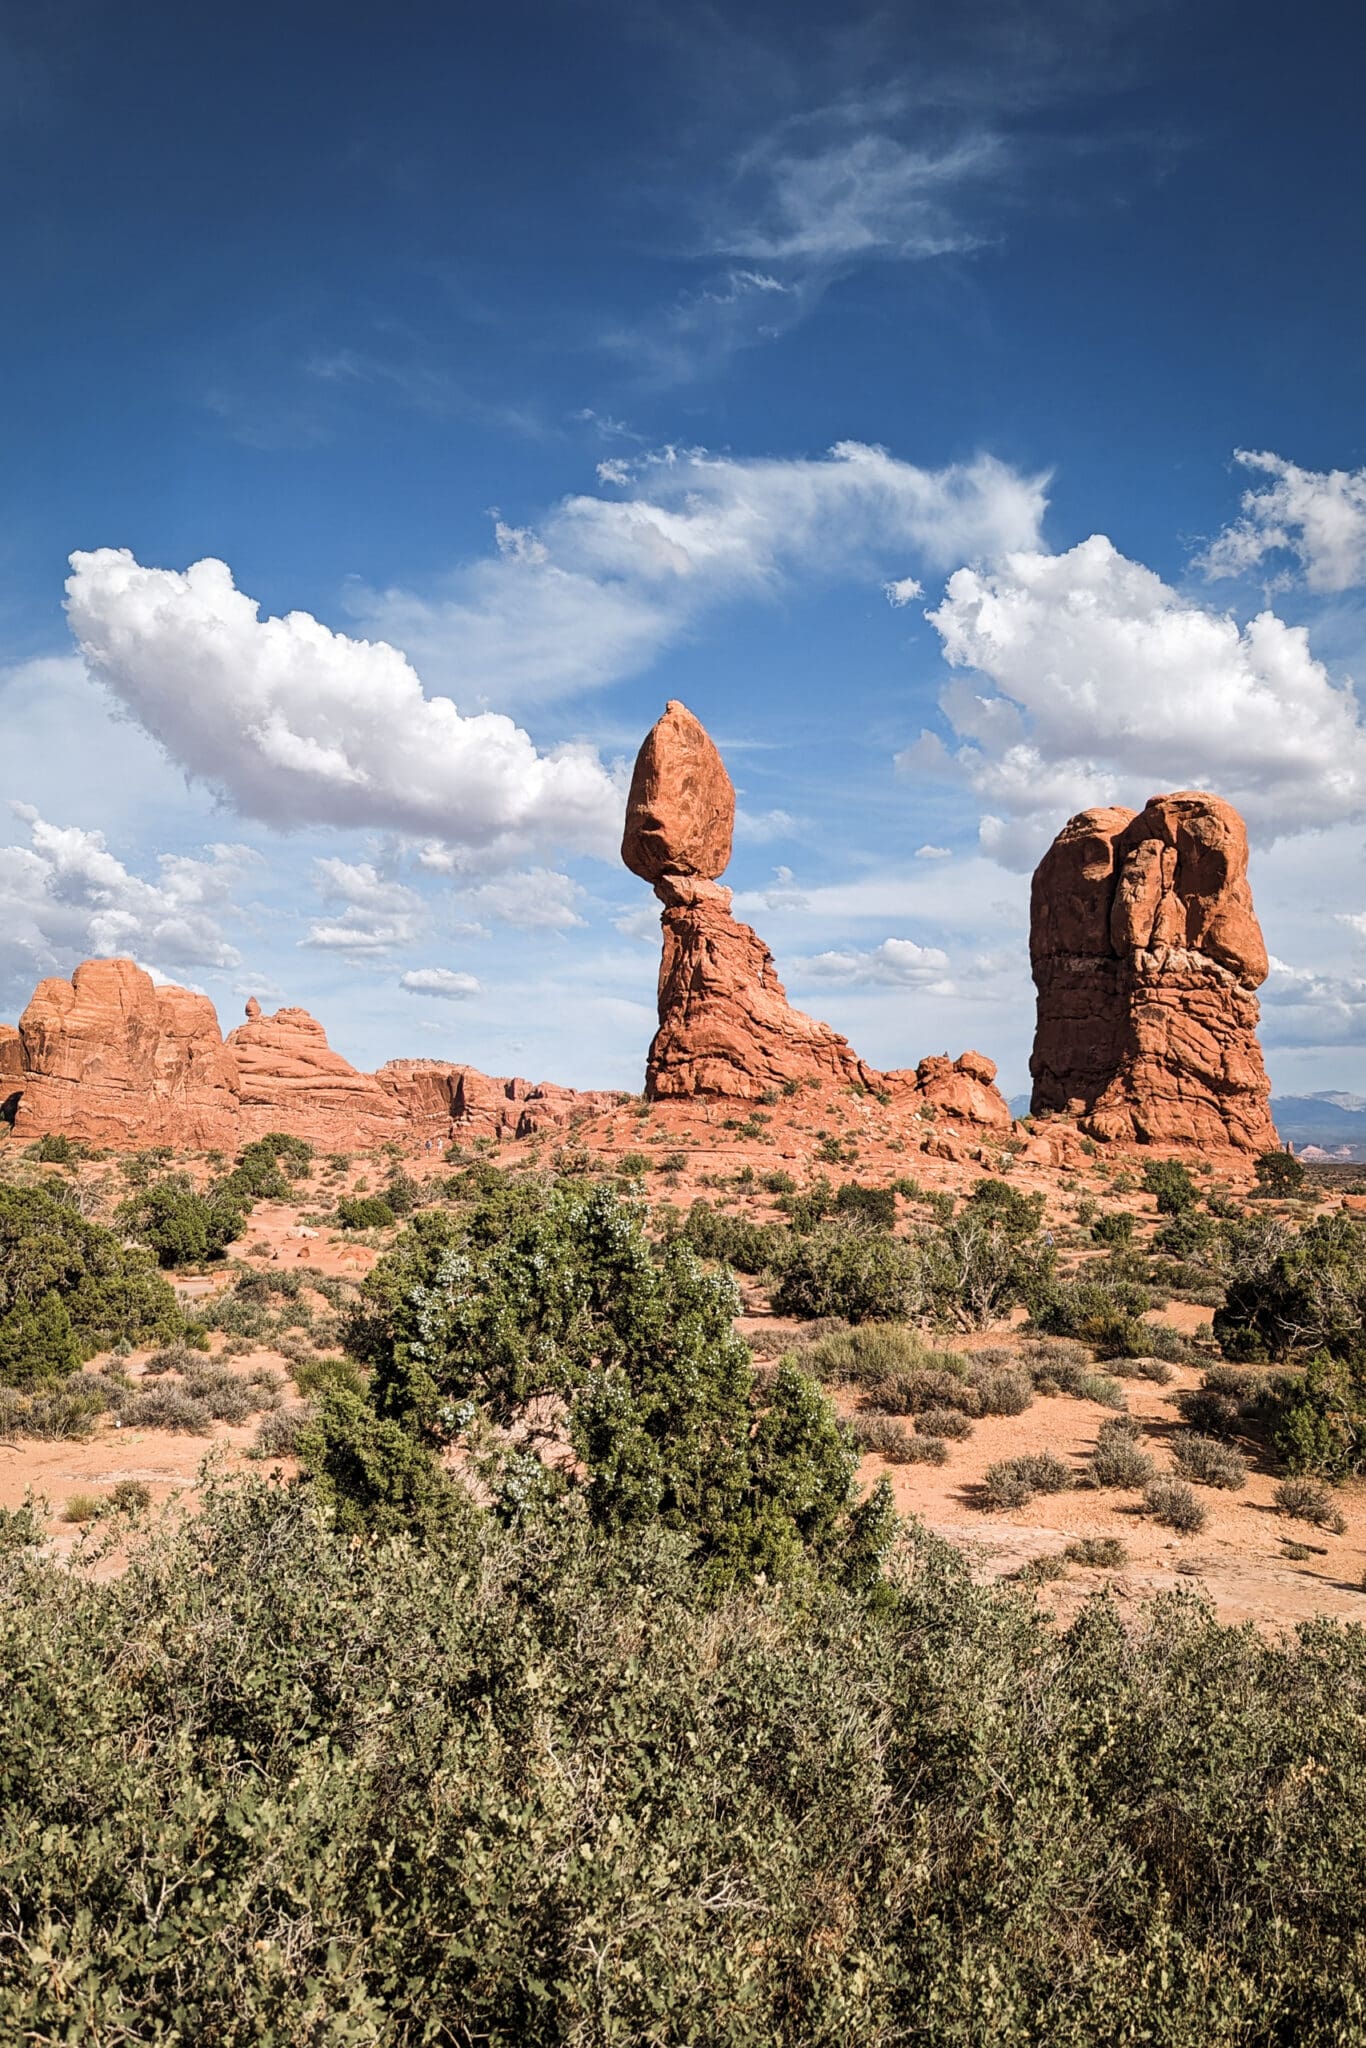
[3,958,617,1153]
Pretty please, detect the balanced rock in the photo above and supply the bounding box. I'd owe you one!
[625,701,1011,1122]
[1030,792,1276,1151]
[622,699,735,885]
[11,959,241,1149]
[650,878,879,1100]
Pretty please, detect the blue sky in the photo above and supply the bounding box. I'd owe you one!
[4,0,1366,1097]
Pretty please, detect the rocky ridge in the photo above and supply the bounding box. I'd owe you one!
[3,959,617,1152]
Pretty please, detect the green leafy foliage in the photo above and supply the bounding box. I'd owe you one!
[336,1195,397,1230]
[1254,1148,1306,1197]
[116,1173,247,1268]
[1142,1158,1199,1215]
[8,1484,1366,2041]
[337,1180,892,1590]
[771,1221,924,1323]
[0,1182,179,1384]
[1215,1216,1366,1473]
[672,1199,787,1274]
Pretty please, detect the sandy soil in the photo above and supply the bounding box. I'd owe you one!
[5,1101,1361,1633]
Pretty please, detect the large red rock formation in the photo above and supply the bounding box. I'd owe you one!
[3,963,617,1153]
[1030,791,1276,1151]
[11,960,241,1149]
[624,701,1011,1125]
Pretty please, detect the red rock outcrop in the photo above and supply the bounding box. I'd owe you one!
[625,701,1012,1125]
[2,962,618,1153]
[11,959,242,1149]
[227,1004,407,1147]
[1030,792,1276,1151]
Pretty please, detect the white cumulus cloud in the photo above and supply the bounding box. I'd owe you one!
[1198,450,1366,593]
[914,533,1366,866]
[0,803,254,1005]
[400,967,481,1001]
[301,859,426,955]
[65,549,623,862]
[789,936,953,990]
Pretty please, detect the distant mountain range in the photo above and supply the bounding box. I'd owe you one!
[1008,1091,1366,1162]
[1267,1093,1366,1161]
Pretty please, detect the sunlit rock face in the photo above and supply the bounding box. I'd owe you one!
[624,700,1012,1126]
[1029,792,1276,1152]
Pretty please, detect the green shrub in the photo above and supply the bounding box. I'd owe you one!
[6,1481,1366,2038]
[916,1405,974,1440]
[109,1480,151,1513]
[0,1182,180,1385]
[120,1384,213,1433]
[116,1174,247,1268]
[343,1181,897,1592]
[382,1169,422,1217]
[289,1353,367,1399]
[965,1178,1046,1239]
[1143,1476,1206,1533]
[970,1364,1033,1416]
[1215,1213,1366,1365]
[1091,1210,1135,1246]
[775,1176,837,1231]
[27,1132,81,1165]
[853,1413,916,1461]
[336,1195,396,1231]
[981,1452,1073,1510]
[0,1375,114,1441]
[1171,1432,1248,1490]
[1142,1159,1198,1215]
[674,1200,787,1275]
[834,1180,897,1229]
[772,1222,922,1323]
[1254,1148,1306,1197]
[1064,1536,1129,1569]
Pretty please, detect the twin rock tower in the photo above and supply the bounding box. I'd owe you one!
[623,700,1276,1154]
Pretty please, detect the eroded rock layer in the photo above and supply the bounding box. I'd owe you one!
[1030,792,1276,1151]
[5,960,615,1152]
[625,701,1012,1126]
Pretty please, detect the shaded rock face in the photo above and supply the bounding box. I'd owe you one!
[625,702,1012,1124]
[1030,792,1276,1151]
[5,963,614,1152]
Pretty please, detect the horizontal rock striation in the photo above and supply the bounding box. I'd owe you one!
[1030,792,1276,1151]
